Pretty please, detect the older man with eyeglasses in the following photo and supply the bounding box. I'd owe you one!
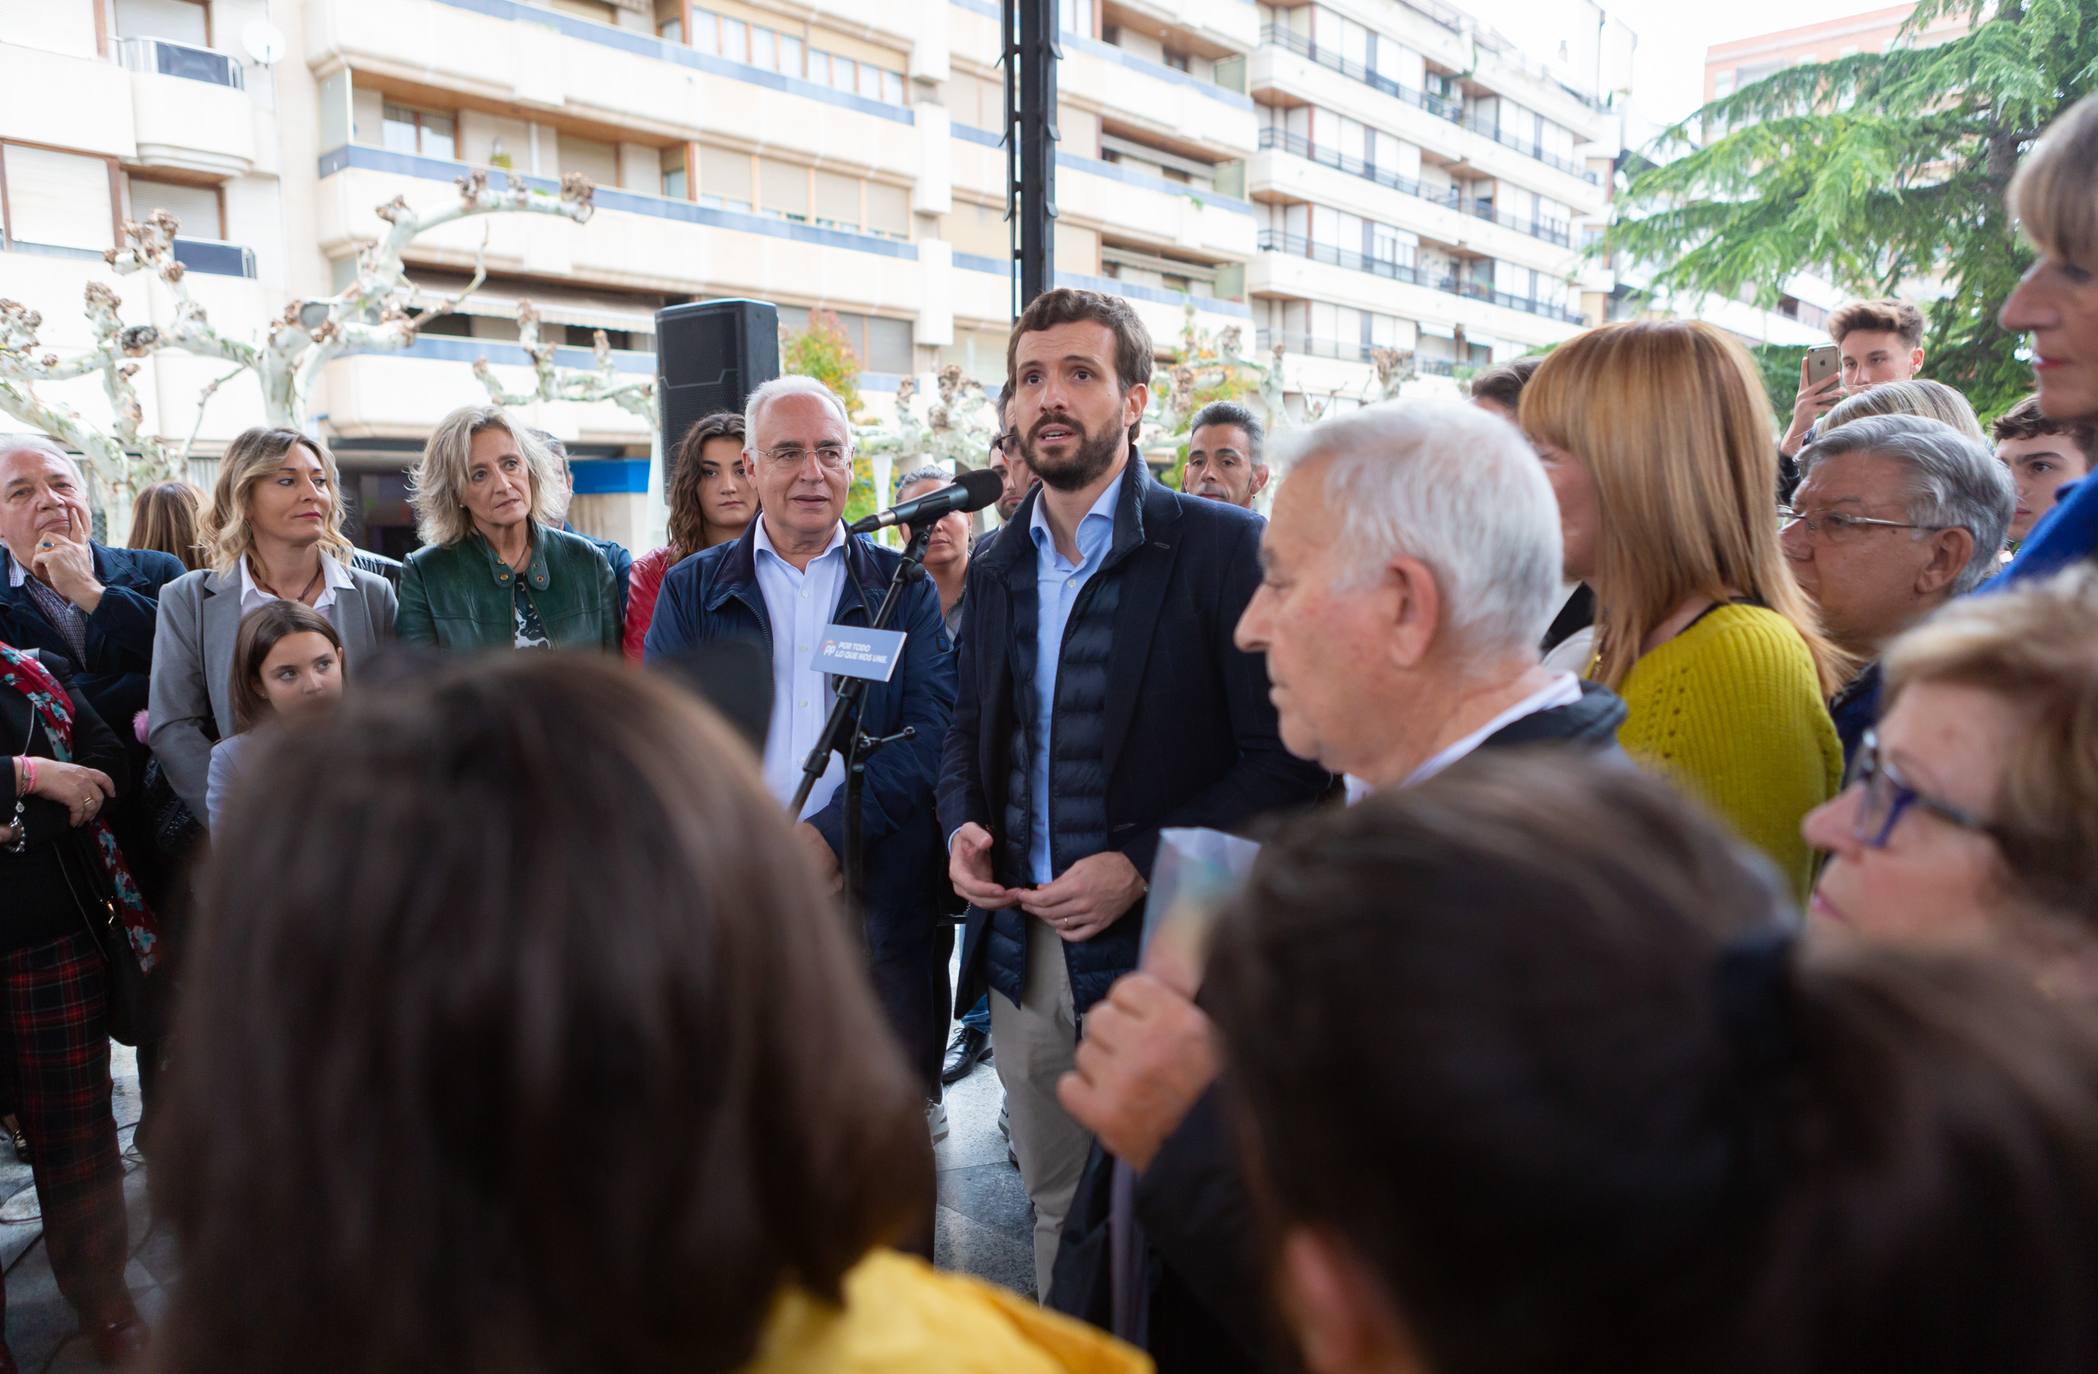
[1780,413,2015,764]
[644,376,960,1147]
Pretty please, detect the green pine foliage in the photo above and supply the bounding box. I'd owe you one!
[1607,0,2096,420]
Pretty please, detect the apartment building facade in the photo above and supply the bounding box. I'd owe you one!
[1703,3,1973,105]
[1245,0,1619,404]
[1,0,1633,552]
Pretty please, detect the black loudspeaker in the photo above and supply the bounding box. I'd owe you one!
[654,299,781,458]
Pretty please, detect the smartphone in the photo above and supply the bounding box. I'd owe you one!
[1805,344,1840,389]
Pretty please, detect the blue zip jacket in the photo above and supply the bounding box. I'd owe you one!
[644,520,958,957]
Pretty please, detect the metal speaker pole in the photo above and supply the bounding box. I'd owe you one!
[1003,0,1059,313]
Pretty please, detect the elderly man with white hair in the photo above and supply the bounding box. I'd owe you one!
[643,376,960,1142]
[1,437,188,743]
[1044,400,1628,1367]
[1781,412,2016,764]
[1,435,188,875]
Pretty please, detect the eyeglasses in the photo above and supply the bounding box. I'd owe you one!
[759,443,851,472]
[989,432,1015,458]
[1778,506,1948,542]
[1846,730,2000,849]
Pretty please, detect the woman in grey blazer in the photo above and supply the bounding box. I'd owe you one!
[149,429,395,818]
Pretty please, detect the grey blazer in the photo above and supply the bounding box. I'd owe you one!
[148,563,397,818]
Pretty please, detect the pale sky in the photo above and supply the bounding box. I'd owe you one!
[1466,0,1917,127]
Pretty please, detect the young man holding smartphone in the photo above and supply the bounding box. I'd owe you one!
[1781,299,1928,457]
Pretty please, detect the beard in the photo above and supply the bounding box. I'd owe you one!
[1025,413,1126,492]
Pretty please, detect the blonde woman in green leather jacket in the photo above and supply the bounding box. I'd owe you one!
[396,405,618,652]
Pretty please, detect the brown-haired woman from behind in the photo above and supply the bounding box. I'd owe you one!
[127,480,208,572]
[1206,750,2098,1374]
[155,654,1151,1374]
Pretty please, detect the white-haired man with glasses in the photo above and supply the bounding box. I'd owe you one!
[644,375,960,1143]
[1780,413,2015,764]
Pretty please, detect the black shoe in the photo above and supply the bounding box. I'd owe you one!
[940,1025,992,1085]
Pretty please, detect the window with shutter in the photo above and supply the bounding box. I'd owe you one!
[812,169,860,230]
[112,0,208,45]
[3,145,115,252]
[697,145,751,209]
[558,134,621,189]
[758,159,809,219]
[866,182,909,239]
[126,175,221,238]
[864,317,913,374]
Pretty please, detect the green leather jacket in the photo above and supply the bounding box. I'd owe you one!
[395,523,619,652]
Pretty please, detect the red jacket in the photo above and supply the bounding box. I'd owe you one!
[622,544,678,662]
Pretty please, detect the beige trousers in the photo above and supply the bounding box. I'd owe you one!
[989,914,1095,1300]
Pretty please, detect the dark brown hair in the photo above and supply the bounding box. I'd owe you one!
[157,655,931,1374]
[1005,287,1153,442]
[1993,393,2098,465]
[1828,298,1925,349]
[1207,751,2098,1374]
[228,600,345,733]
[128,480,207,570]
[1468,354,1542,411]
[666,410,749,559]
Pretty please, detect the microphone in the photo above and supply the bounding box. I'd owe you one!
[848,467,1004,535]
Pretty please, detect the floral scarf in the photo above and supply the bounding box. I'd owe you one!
[0,644,159,972]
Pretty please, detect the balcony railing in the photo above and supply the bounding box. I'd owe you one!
[1468,120,1589,180]
[1415,357,1462,376]
[171,237,257,278]
[1258,230,1421,284]
[1257,230,1586,324]
[1261,25,1598,185]
[1257,129,1572,247]
[1256,329,1374,363]
[115,35,245,89]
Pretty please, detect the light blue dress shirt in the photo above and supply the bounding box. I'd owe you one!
[753,518,850,819]
[1025,474,1123,884]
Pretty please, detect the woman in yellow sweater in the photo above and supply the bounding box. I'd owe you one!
[149,655,1150,1374]
[1521,320,1847,896]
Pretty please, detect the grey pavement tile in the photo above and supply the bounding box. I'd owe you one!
[933,1060,1015,1171]
[936,1162,1034,1235]
[132,1219,180,1288]
[933,1204,1036,1300]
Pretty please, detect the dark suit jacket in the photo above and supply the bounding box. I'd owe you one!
[644,520,958,958]
[936,456,1329,1013]
[0,544,186,764]
[1049,682,1632,1368]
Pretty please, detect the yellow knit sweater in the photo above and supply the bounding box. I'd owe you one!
[1614,604,1842,899]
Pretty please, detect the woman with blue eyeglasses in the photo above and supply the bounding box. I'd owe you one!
[1803,566,2098,994]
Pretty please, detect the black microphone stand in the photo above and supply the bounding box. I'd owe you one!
[789,522,934,914]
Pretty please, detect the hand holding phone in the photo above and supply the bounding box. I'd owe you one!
[1782,347,1845,456]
